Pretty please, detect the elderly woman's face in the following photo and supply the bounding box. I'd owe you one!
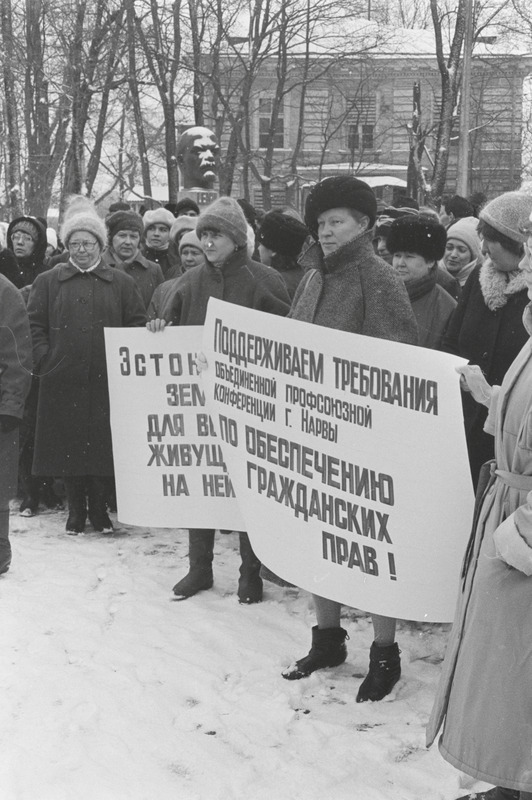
[317,207,368,255]
[393,251,433,283]
[481,238,521,273]
[69,231,101,269]
[199,229,235,267]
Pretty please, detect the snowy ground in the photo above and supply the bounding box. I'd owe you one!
[1,508,489,800]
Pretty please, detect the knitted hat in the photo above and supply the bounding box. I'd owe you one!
[446,216,482,261]
[386,216,447,262]
[11,218,42,241]
[196,196,248,248]
[479,191,532,244]
[172,198,200,216]
[178,230,204,254]
[106,210,144,242]
[258,211,310,256]
[169,215,197,243]
[60,197,107,249]
[143,208,175,231]
[107,201,131,215]
[304,176,377,234]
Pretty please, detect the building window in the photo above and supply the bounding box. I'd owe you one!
[303,90,330,150]
[258,97,284,149]
[346,94,376,153]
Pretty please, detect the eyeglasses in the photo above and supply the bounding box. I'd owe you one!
[11,233,34,244]
[70,241,98,251]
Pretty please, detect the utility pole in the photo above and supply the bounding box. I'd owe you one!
[457,0,474,196]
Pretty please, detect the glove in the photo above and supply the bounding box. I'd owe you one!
[0,415,21,433]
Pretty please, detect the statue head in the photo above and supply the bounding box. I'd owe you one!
[177,127,220,190]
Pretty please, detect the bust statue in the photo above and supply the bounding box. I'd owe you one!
[177,127,220,191]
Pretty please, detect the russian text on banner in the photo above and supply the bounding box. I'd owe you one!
[104,327,244,530]
[202,298,473,623]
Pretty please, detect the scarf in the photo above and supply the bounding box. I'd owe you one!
[404,265,438,302]
[478,257,527,311]
[446,257,478,287]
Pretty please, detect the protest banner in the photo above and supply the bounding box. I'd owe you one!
[104,327,244,530]
[202,298,473,622]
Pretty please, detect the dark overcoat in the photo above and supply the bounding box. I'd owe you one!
[28,261,146,476]
[442,265,529,487]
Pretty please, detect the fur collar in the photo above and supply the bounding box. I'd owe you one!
[478,258,527,311]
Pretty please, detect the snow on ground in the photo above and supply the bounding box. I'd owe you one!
[1,508,489,800]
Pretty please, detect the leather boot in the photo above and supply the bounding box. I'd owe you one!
[282,626,348,680]
[87,476,113,532]
[173,529,215,599]
[356,641,401,702]
[64,477,87,534]
[238,532,263,604]
[19,474,40,516]
[0,510,11,574]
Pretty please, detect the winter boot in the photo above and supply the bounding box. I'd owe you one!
[282,626,348,680]
[0,511,11,574]
[64,477,87,534]
[19,475,40,517]
[173,529,215,600]
[456,788,520,800]
[238,532,263,604]
[87,476,113,532]
[40,478,64,510]
[356,641,401,702]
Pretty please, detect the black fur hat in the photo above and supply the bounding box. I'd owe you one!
[386,215,447,262]
[258,211,310,256]
[304,176,377,233]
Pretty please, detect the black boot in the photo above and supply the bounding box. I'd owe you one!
[64,477,87,534]
[456,788,520,800]
[87,477,113,532]
[356,641,401,702]
[40,478,64,510]
[282,626,348,680]
[0,511,11,574]
[238,532,263,604]
[173,529,215,599]
[19,475,40,516]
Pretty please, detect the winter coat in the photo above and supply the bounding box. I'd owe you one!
[270,252,305,301]
[141,241,182,281]
[6,216,49,288]
[291,231,418,345]
[0,275,32,503]
[0,247,24,288]
[28,261,146,476]
[146,279,180,322]
[0,274,32,420]
[161,247,291,325]
[427,305,532,793]
[436,265,461,301]
[406,268,456,349]
[442,262,529,488]
[102,248,164,310]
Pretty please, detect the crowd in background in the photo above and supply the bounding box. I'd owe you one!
[2,178,532,800]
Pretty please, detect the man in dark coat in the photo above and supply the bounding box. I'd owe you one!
[0,274,32,573]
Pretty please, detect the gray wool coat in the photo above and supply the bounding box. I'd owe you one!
[291,231,418,345]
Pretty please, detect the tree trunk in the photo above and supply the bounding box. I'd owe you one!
[1,0,23,217]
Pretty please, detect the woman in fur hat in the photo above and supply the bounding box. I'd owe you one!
[442,191,532,490]
[257,210,309,299]
[387,215,456,349]
[27,197,146,534]
[141,207,182,280]
[282,176,418,703]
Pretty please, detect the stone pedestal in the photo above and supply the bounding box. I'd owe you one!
[178,189,218,210]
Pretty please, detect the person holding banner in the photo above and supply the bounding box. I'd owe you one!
[282,176,418,703]
[28,200,147,534]
[148,195,291,603]
[427,225,532,800]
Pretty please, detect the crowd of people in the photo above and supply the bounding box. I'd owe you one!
[2,178,532,800]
